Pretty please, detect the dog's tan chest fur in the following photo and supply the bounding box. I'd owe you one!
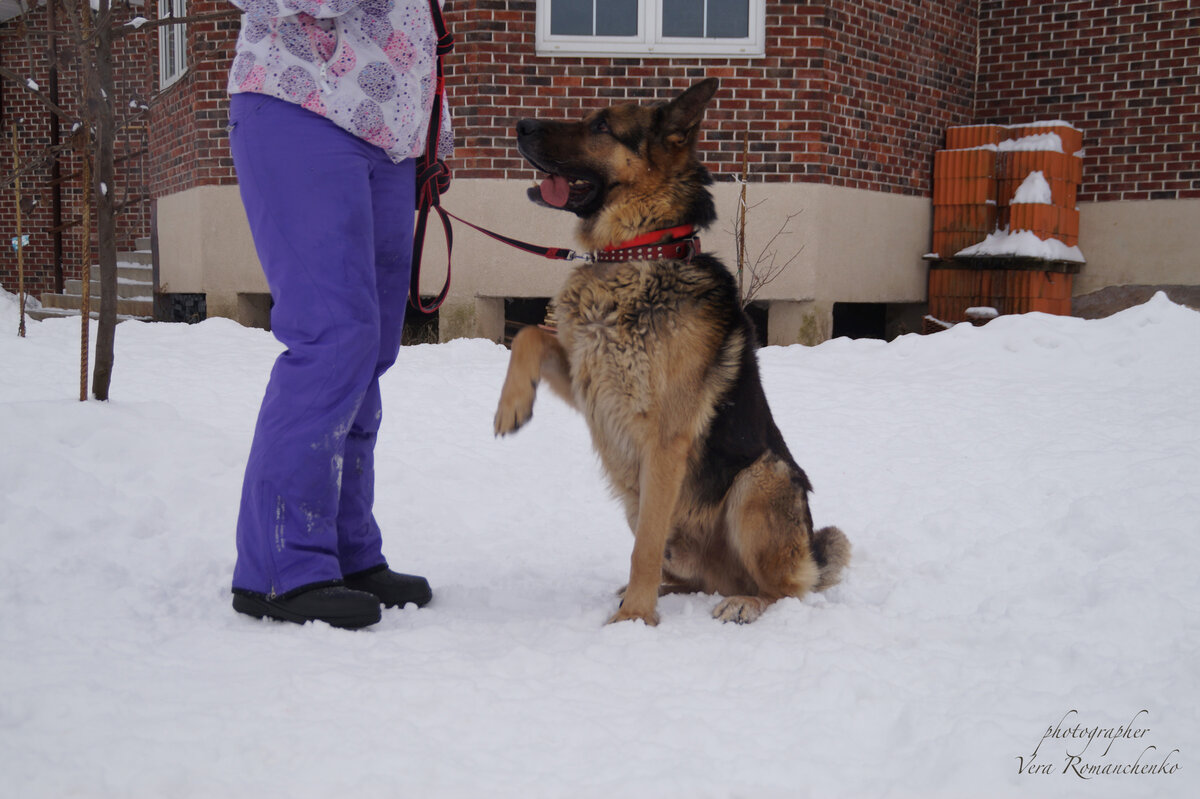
[553,260,730,497]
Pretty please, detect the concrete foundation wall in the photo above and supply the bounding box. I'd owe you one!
[155,181,1199,342]
[1076,199,1200,296]
[156,185,266,325]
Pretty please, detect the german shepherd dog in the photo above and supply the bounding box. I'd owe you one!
[494,78,849,625]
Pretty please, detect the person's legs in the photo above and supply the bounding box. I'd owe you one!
[229,94,385,598]
[335,156,416,576]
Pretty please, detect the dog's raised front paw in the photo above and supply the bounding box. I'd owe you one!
[493,379,536,436]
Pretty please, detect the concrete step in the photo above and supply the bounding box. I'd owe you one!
[121,250,153,266]
[39,292,153,319]
[66,277,154,299]
[26,306,149,323]
[117,262,153,281]
[66,262,153,282]
[54,261,154,282]
[29,251,155,321]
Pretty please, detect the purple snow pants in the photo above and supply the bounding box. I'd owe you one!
[229,93,415,598]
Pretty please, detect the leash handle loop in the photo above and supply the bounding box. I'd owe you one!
[410,0,453,314]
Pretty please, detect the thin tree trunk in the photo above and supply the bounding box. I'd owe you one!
[80,148,91,401]
[737,129,749,302]
[11,124,27,338]
[89,0,118,400]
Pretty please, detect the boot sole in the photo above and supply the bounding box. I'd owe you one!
[232,593,381,630]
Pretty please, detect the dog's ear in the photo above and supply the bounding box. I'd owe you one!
[663,78,720,147]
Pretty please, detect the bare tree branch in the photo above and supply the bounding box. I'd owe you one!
[0,10,236,39]
[0,139,78,189]
[0,65,77,124]
[112,9,241,38]
[742,212,805,306]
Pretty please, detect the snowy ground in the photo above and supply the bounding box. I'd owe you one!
[1,290,1197,798]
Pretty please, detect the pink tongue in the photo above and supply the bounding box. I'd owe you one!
[540,175,571,208]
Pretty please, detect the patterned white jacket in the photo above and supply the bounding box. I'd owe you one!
[227,0,453,163]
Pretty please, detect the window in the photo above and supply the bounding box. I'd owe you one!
[159,0,188,88]
[536,0,765,57]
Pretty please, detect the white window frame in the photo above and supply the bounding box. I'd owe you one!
[536,0,766,58]
[159,0,188,88]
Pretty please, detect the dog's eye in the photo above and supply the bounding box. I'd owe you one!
[591,117,611,135]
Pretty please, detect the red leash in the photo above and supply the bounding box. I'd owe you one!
[441,208,700,264]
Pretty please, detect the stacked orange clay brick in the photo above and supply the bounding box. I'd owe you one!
[932,123,1083,259]
[927,123,1084,325]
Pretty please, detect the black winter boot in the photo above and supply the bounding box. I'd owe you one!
[232,584,382,629]
[343,565,433,608]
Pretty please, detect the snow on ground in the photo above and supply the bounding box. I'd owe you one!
[1,290,1197,798]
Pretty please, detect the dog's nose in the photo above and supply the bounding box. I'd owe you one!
[516,119,539,139]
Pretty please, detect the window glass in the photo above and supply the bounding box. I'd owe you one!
[537,0,763,57]
[159,0,188,88]
[552,0,638,37]
[662,0,749,39]
[597,0,638,36]
[662,0,703,38]
[707,0,749,38]
[550,0,593,35]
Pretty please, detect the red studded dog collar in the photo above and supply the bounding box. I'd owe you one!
[596,225,701,263]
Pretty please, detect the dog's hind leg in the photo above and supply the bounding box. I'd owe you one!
[494,325,573,436]
[713,456,822,624]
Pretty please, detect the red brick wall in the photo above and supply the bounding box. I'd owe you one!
[976,0,1200,202]
[0,22,79,298]
[821,1,978,192]
[148,1,241,197]
[110,20,156,255]
[445,1,978,194]
[0,8,155,298]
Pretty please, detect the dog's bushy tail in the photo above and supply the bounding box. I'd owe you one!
[811,526,850,591]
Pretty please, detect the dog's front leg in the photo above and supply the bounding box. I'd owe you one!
[608,435,691,626]
[494,325,573,436]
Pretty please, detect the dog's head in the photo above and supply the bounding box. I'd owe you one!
[516,78,720,249]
